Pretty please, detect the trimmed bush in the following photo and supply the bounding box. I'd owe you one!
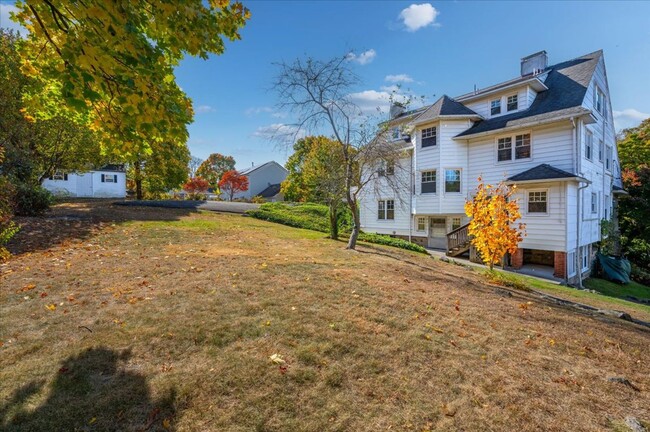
[248,202,427,254]
[13,183,53,216]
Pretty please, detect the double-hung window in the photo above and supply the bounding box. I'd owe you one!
[591,192,597,214]
[507,94,518,111]
[421,127,437,148]
[421,170,436,193]
[605,146,612,171]
[515,134,531,159]
[51,171,68,181]
[101,174,118,183]
[490,99,501,116]
[444,169,461,193]
[585,130,593,161]
[598,139,604,162]
[497,133,531,161]
[497,137,512,162]
[452,217,462,230]
[378,200,395,220]
[528,190,548,214]
[595,86,605,115]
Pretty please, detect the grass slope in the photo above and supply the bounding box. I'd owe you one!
[247,202,428,254]
[1,202,649,431]
[584,278,650,300]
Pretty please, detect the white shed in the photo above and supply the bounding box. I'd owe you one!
[42,166,127,198]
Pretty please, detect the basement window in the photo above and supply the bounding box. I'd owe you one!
[417,217,426,231]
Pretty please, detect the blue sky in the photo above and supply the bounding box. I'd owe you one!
[2,1,649,169]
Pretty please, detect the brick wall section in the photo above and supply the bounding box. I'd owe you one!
[511,248,524,269]
[554,251,566,278]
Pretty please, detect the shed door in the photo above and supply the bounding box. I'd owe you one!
[76,174,93,197]
[428,217,447,249]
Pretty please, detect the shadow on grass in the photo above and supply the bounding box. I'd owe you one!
[0,347,179,431]
[7,199,198,257]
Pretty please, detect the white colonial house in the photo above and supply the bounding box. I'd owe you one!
[228,161,288,201]
[358,50,624,282]
[41,165,127,198]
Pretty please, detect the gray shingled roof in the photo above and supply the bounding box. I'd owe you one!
[412,95,479,125]
[239,161,287,176]
[258,183,282,198]
[507,164,581,182]
[456,50,602,138]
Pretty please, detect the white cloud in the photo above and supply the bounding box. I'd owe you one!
[245,106,273,116]
[195,105,215,114]
[399,3,440,32]
[613,108,649,131]
[0,4,25,35]
[252,123,303,143]
[346,49,377,65]
[348,89,410,115]
[385,74,414,83]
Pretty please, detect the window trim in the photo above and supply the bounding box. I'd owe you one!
[377,199,395,221]
[507,94,518,112]
[416,216,426,232]
[443,168,462,194]
[594,86,605,116]
[420,169,437,194]
[490,98,501,116]
[495,131,532,163]
[421,126,437,148]
[526,189,549,216]
[605,145,613,172]
[590,192,598,214]
[585,129,593,161]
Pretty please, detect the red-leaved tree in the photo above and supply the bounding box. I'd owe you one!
[182,177,210,198]
[219,170,249,201]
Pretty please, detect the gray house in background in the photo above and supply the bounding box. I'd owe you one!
[229,161,288,201]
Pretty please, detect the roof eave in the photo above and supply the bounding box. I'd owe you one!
[507,176,590,185]
[456,77,548,102]
[410,114,482,127]
[454,110,592,140]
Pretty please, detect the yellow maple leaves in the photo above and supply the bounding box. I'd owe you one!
[465,177,526,270]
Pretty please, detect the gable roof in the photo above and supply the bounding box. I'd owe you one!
[456,50,602,138]
[411,95,480,125]
[507,164,586,183]
[239,161,288,176]
[258,183,282,198]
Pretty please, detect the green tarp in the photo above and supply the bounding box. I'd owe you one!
[596,253,632,284]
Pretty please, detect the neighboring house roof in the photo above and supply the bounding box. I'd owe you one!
[239,161,288,176]
[411,95,480,125]
[258,183,282,198]
[97,164,126,172]
[507,164,587,183]
[456,50,602,138]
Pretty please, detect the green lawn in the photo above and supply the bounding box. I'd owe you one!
[584,277,650,300]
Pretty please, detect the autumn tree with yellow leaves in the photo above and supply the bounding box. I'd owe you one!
[465,177,526,270]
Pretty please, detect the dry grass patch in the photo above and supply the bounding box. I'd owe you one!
[1,201,649,431]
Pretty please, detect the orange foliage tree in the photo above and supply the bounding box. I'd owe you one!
[464,177,526,270]
[219,170,249,201]
[182,177,210,194]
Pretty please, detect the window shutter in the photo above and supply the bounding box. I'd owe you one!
[114,175,118,183]
[101,174,105,183]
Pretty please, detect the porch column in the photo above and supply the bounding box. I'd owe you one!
[554,251,567,278]
[511,248,524,269]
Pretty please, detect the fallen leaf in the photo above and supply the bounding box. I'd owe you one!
[270,354,286,364]
[45,304,56,311]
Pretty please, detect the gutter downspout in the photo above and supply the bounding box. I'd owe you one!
[409,143,414,243]
[573,117,588,289]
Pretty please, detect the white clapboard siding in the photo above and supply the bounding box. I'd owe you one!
[514,183,567,251]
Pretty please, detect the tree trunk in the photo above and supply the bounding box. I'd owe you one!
[328,201,338,240]
[134,160,143,200]
[346,198,360,250]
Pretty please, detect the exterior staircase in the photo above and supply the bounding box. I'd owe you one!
[446,223,471,257]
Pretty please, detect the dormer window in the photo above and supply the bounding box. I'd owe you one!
[507,95,518,112]
[421,127,437,148]
[490,99,501,116]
